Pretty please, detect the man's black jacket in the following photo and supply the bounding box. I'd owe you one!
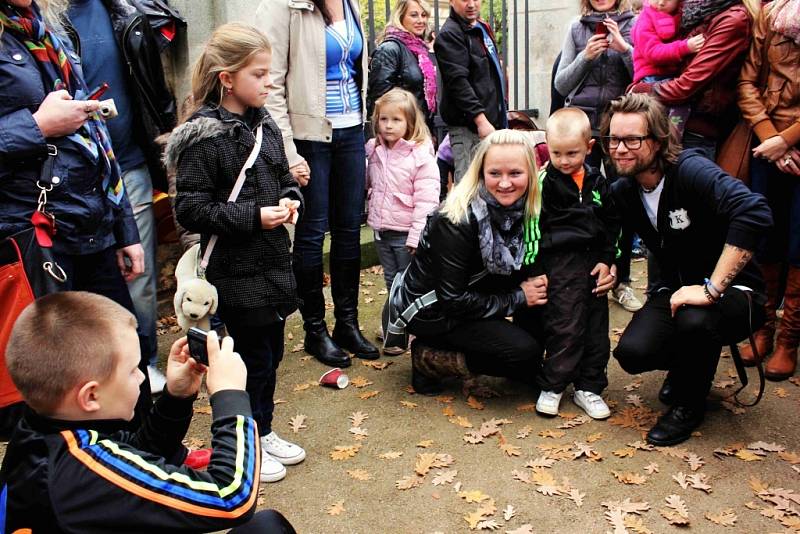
[611,149,772,293]
[68,0,178,191]
[434,8,506,131]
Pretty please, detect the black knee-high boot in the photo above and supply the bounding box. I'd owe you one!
[331,258,380,359]
[294,263,350,367]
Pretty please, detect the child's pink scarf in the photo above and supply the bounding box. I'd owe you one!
[385,26,437,114]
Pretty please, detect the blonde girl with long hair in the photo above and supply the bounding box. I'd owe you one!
[168,23,306,484]
[367,88,439,354]
[390,130,549,394]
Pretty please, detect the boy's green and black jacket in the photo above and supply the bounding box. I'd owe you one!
[525,163,621,270]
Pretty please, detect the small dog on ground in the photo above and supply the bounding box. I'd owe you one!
[173,244,218,332]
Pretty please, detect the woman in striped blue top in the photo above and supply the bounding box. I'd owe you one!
[259,0,380,367]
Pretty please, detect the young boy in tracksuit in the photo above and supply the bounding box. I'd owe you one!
[534,108,621,419]
[0,292,294,533]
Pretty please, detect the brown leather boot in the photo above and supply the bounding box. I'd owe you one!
[411,340,469,395]
[766,266,800,381]
[740,263,781,365]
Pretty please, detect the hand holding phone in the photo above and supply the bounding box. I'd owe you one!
[595,21,609,36]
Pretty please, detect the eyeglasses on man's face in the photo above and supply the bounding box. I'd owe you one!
[601,135,651,150]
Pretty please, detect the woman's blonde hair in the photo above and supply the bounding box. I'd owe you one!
[372,88,431,146]
[378,0,432,42]
[441,130,541,225]
[580,0,631,16]
[184,22,271,120]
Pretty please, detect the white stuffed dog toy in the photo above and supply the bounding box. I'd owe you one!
[173,244,218,332]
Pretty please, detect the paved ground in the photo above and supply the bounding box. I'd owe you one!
[168,261,800,533]
[3,260,800,533]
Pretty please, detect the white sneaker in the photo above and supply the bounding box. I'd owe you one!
[573,390,611,419]
[260,452,287,483]
[147,365,166,395]
[261,432,306,465]
[536,390,563,416]
[612,284,643,312]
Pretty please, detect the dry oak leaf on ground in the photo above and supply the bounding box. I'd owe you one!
[400,400,418,409]
[565,488,585,507]
[525,456,556,469]
[778,450,800,464]
[459,489,492,503]
[395,475,422,490]
[464,431,485,444]
[288,414,307,433]
[557,415,590,430]
[442,405,456,417]
[417,439,435,448]
[516,425,533,439]
[685,452,704,471]
[498,433,522,457]
[358,390,380,400]
[346,469,372,481]
[602,498,651,515]
[539,429,565,439]
[660,494,690,526]
[476,519,501,530]
[326,500,345,516]
[705,509,737,527]
[329,444,361,460]
[586,432,604,443]
[573,441,602,462]
[378,451,403,459]
[612,471,647,485]
[348,427,369,439]
[502,504,516,521]
[349,376,373,388]
[349,410,369,427]
[466,396,486,410]
[613,447,636,459]
[431,469,458,486]
[361,360,393,370]
[644,462,659,474]
[450,416,473,428]
[748,441,786,453]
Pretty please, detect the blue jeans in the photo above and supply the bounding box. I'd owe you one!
[750,156,800,266]
[374,229,412,290]
[294,125,366,267]
[122,165,158,366]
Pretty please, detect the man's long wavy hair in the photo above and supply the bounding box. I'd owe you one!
[599,93,682,169]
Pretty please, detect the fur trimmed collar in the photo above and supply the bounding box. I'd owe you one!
[163,116,233,172]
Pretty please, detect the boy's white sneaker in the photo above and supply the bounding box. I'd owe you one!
[261,432,306,465]
[536,390,563,416]
[574,390,611,419]
[259,452,287,483]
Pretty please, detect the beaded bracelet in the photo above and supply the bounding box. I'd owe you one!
[703,283,718,303]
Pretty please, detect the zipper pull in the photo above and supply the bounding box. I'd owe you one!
[579,191,583,204]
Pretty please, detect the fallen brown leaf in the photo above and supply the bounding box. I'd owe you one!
[613,447,636,459]
[361,360,393,370]
[358,390,380,400]
[442,405,456,417]
[350,376,373,388]
[466,396,485,410]
[326,500,345,516]
[431,469,458,486]
[417,439,434,448]
[705,509,737,527]
[516,403,536,412]
[463,431,484,444]
[565,488,585,507]
[644,462,659,474]
[736,449,764,462]
[516,425,533,439]
[292,383,311,392]
[400,400,418,409]
[329,444,361,460]
[538,429,565,439]
[660,494,689,526]
[476,519,500,530]
[586,432,604,443]
[349,411,369,427]
[525,456,556,469]
[612,471,647,485]
[395,475,421,490]
[450,416,473,428]
[346,469,372,481]
[435,395,454,403]
[503,504,516,521]
[459,489,491,503]
[378,451,403,459]
[290,343,305,353]
[288,414,307,433]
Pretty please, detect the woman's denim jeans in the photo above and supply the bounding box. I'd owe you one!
[294,125,366,267]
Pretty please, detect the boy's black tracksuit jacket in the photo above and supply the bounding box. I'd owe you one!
[0,390,260,533]
[533,162,621,393]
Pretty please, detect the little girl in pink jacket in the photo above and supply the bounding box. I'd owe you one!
[367,89,439,352]
[632,0,705,83]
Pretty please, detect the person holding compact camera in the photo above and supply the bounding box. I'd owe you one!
[0,0,147,431]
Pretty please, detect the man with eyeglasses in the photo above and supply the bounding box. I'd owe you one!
[601,93,772,446]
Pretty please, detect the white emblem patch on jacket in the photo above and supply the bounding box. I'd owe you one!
[668,208,690,230]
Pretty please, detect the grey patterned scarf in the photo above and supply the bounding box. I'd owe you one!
[680,0,740,33]
[470,185,527,275]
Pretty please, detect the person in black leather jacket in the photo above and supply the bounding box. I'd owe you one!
[367,0,438,133]
[392,130,548,393]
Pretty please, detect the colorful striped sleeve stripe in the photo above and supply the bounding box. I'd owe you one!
[60,416,259,518]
